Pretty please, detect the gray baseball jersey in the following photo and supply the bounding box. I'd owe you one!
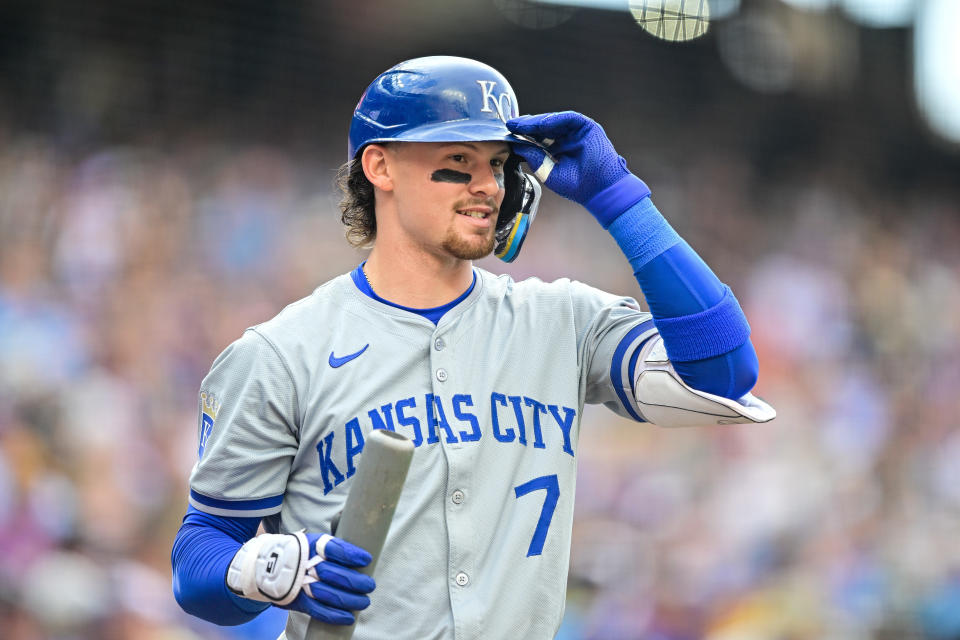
[189,266,657,640]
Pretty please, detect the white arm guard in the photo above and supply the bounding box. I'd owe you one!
[633,335,776,427]
[226,531,322,606]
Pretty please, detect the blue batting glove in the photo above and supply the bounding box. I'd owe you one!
[283,533,376,625]
[507,111,650,228]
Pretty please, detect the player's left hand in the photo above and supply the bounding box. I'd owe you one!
[226,530,375,625]
[507,111,650,228]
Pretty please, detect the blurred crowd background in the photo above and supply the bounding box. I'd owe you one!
[1,1,959,639]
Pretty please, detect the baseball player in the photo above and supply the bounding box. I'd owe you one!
[171,56,774,640]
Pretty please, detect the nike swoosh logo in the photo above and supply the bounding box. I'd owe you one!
[328,344,369,368]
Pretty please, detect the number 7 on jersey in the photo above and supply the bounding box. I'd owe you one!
[514,474,560,557]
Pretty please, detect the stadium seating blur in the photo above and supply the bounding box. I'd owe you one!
[1,1,958,638]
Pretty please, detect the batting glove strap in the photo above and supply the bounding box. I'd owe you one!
[226,531,310,607]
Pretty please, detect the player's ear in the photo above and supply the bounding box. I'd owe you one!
[361,144,394,192]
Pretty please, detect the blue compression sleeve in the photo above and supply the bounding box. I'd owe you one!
[607,197,758,399]
[171,505,269,625]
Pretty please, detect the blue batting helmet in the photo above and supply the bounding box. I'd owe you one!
[348,56,541,262]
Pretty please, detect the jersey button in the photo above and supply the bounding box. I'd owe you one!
[436,368,448,382]
[455,572,469,587]
[451,489,465,504]
[434,338,445,351]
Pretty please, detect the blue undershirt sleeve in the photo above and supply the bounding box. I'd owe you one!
[171,505,270,625]
[606,197,758,399]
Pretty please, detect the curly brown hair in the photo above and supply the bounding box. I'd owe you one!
[336,158,376,248]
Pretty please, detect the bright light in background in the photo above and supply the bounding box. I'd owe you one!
[840,0,916,28]
[533,0,740,19]
[530,0,959,147]
[914,0,960,144]
[629,0,711,42]
[533,0,917,28]
[533,0,719,42]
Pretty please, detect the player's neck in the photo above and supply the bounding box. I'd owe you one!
[364,246,473,309]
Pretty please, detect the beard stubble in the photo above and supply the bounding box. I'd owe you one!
[441,205,498,260]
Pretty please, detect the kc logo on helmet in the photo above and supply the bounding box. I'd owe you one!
[477,80,517,121]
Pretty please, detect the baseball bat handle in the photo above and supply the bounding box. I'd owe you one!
[304,428,415,640]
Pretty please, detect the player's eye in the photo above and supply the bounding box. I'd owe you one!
[491,158,505,168]
[449,154,467,163]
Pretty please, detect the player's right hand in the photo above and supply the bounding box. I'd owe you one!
[507,111,650,228]
[226,531,375,625]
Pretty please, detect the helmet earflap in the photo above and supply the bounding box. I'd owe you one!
[495,155,541,263]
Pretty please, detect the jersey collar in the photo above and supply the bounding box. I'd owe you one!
[349,262,479,326]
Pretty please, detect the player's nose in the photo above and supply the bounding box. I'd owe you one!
[468,165,503,197]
